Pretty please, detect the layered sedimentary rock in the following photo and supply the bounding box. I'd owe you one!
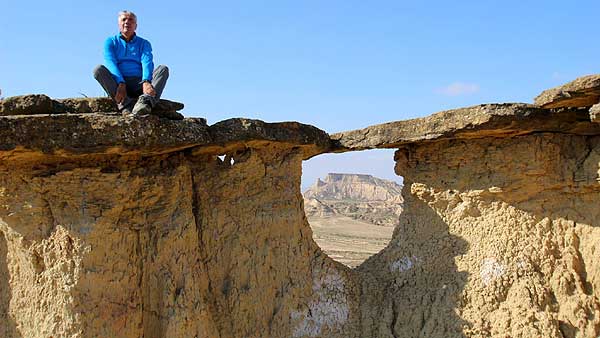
[0,74,599,338]
[0,109,358,338]
[342,132,600,337]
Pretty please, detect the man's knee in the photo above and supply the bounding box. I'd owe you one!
[93,64,108,79]
[156,65,169,78]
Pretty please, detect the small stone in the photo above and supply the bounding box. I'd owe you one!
[155,99,184,112]
[152,110,185,120]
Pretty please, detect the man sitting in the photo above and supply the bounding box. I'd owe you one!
[93,10,169,116]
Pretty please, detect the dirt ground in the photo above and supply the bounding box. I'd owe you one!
[307,215,394,267]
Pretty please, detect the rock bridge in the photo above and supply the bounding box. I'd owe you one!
[0,75,599,337]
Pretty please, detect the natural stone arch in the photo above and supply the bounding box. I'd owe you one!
[0,74,598,337]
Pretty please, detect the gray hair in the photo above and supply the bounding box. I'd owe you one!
[118,10,137,21]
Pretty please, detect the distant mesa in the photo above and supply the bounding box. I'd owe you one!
[303,173,403,227]
[302,173,403,267]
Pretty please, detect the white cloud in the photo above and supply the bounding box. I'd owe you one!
[436,82,480,96]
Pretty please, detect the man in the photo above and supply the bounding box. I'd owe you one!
[93,11,169,116]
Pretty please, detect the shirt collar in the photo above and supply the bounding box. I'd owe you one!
[119,33,137,43]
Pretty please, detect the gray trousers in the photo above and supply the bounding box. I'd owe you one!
[93,64,169,110]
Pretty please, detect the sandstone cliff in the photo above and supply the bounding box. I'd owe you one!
[0,74,599,338]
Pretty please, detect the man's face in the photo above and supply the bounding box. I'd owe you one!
[118,14,137,37]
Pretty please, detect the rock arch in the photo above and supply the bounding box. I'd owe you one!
[0,75,599,337]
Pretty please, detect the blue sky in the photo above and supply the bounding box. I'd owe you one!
[2,1,599,190]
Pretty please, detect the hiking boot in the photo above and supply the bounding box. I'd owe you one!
[119,98,135,117]
[132,95,154,116]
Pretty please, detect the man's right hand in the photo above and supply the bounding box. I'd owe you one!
[115,83,127,104]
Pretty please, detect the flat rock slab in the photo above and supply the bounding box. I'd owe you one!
[0,95,185,120]
[331,103,600,150]
[534,74,600,108]
[0,114,330,159]
[0,114,209,156]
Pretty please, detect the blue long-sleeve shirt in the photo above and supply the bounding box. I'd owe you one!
[103,34,154,84]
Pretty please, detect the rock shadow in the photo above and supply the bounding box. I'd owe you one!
[356,191,470,338]
[385,134,600,337]
[0,231,21,338]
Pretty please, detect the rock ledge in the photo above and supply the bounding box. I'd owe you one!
[0,94,185,120]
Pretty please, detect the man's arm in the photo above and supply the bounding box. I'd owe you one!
[103,37,127,104]
[103,37,125,84]
[140,40,154,83]
[140,40,156,96]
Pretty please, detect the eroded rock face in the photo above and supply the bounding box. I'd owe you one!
[0,115,357,337]
[357,134,600,337]
[332,90,600,337]
[1,76,600,338]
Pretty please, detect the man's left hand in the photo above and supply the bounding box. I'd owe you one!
[143,82,156,96]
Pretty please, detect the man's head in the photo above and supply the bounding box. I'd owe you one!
[118,10,137,39]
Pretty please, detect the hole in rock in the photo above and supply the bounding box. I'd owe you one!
[302,149,403,268]
[216,149,251,167]
[216,153,235,167]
